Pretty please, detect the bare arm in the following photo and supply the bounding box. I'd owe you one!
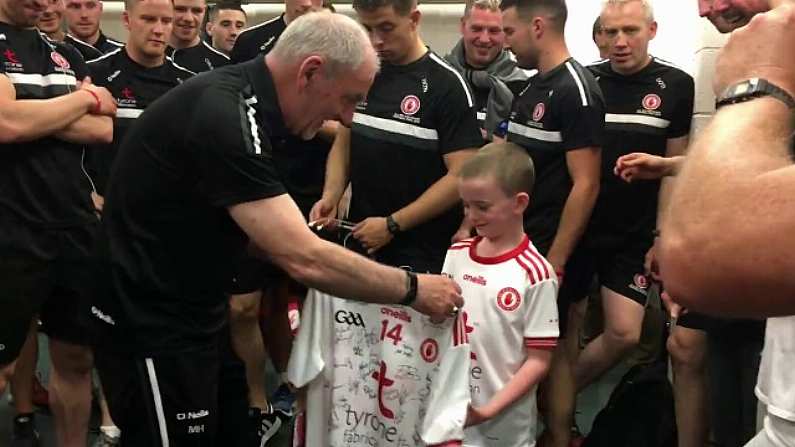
[310,126,351,222]
[546,147,601,271]
[660,6,795,316]
[660,100,794,316]
[467,349,552,426]
[0,76,116,143]
[391,149,477,231]
[315,120,340,144]
[54,114,114,144]
[0,74,95,143]
[657,136,689,226]
[229,194,464,319]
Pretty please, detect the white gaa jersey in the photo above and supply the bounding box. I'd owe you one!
[756,315,795,446]
[442,236,559,447]
[288,289,472,446]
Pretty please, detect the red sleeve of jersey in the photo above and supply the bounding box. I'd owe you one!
[524,337,558,350]
[429,440,463,447]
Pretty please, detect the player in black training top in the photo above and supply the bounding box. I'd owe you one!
[166,0,229,73]
[568,0,695,402]
[0,1,116,445]
[593,3,706,447]
[230,0,321,64]
[64,0,123,60]
[501,1,604,446]
[87,0,193,199]
[312,0,482,274]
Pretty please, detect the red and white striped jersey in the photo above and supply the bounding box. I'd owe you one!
[287,289,472,446]
[442,236,559,447]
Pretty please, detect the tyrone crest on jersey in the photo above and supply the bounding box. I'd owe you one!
[496,287,521,312]
[642,94,661,110]
[638,93,663,118]
[50,51,73,75]
[532,102,545,122]
[400,94,421,116]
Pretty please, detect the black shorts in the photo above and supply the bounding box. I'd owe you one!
[96,346,221,446]
[676,311,714,331]
[559,239,651,307]
[0,221,98,366]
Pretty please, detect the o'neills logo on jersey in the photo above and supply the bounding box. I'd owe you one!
[463,274,487,286]
[532,102,546,122]
[642,94,662,111]
[400,94,421,116]
[496,287,521,312]
[334,310,366,328]
[381,307,412,323]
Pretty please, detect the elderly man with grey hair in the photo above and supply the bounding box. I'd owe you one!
[90,11,464,445]
[444,0,528,142]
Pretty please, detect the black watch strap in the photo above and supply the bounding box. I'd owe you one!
[386,215,401,234]
[399,271,418,306]
[716,78,795,110]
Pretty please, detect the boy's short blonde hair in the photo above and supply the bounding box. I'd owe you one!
[459,142,535,197]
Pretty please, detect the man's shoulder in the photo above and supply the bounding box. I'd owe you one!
[651,57,694,90]
[238,15,285,42]
[423,51,474,105]
[86,47,122,70]
[550,59,603,108]
[163,56,196,79]
[200,40,230,62]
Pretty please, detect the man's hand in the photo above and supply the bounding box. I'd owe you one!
[352,217,393,254]
[661,290,687,320]
[713,4,795,98]
[545,251,567,283]
[411,274,464,322]
[451,219,473,243]
[78,77,117,116]
[464,404,493,428]
[91,191,104,214]
[614,153,679,182]
[308,196,338,228]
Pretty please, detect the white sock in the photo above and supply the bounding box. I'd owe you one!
[100,425,121,439]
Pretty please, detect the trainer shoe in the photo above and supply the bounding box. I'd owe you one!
[92,428,121,447]
[270,383,296,417]
[251,405,286,447]
[11,413,40,447]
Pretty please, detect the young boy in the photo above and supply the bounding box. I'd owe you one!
[442,142,560,446]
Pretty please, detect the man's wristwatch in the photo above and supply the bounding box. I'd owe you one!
[399,271,418,306]
[716,78,795,110]
[386,215,401,234]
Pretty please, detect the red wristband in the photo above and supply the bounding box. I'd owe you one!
[84,89,101,114]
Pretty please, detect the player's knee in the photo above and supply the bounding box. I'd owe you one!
[0,362,15,394]
[605,322,641,352]
[667,331,705,371]
[51,343,93,377]
[229,296,261,322]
